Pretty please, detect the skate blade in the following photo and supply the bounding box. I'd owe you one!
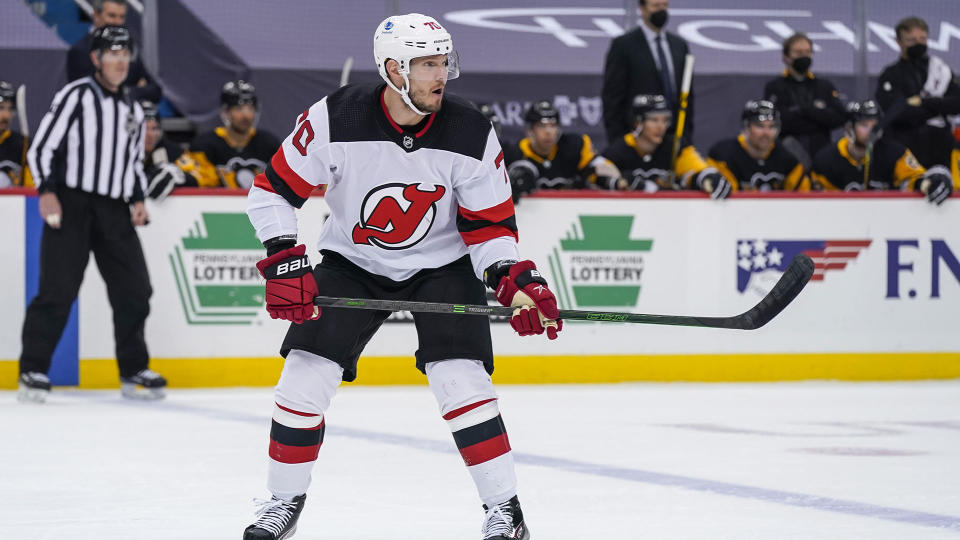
[17,385,49,404]
[121,383,166,400]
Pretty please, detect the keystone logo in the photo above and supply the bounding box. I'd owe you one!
[547,215,653,308]
[170,213,265,325]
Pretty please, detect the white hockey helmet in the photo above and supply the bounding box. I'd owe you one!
[374,13,459,115]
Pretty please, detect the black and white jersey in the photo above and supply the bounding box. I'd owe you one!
[27,76,147,201]
[248,84,519,282]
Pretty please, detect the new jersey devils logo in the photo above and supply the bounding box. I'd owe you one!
[352,183,446,249]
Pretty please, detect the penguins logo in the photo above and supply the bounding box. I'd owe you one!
[352,183,446,249]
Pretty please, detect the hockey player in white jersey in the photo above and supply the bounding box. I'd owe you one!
[242,13,560,540]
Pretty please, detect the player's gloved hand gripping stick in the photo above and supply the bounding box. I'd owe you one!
[487,260,562,339]
[257,244,320,324]
[313,254,815,330]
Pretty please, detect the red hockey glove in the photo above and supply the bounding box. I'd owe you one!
[256,244,320,324]
[487,260,562,339]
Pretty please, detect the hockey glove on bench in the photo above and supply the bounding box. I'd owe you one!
[486,260,563,340]
[256,244,320,324]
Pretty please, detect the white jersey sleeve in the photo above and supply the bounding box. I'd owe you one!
[247,99,333,243]
[454,127,521,279]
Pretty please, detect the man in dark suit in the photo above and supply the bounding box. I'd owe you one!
[602,0,693,144]
[67,0,162,103]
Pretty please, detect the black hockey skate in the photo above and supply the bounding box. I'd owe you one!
[482,495,530,539]
[18,372,51,403]
[120,369,167,400]
[243,494,306,540]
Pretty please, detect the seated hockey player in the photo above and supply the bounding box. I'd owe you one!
[811,100,952,204]
[599,94,730,198]
[0,80,31,187]
[189,80,280,189]
[503,100,618,200]
[708,99,810,192]
[140,100,202,201]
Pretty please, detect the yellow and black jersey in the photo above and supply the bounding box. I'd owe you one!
[188,127,280,188]
[707,134,808,191]
[502,133,595,189]
[145,137,202,186]
[952,148,960,190]
[0,129,32,187]
[600,132,708,191]
[810,137,925,191]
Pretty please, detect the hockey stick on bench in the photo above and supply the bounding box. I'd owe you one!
[312,254,815,330]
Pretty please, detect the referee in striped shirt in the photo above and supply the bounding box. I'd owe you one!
[18,26,166,403]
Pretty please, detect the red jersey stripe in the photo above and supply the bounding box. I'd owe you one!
[253,172,276,193]
[415,113,436,138]
[458,434,512,466]
[271,147,315,199]
[458,198,515,224]
[460,226,519,245]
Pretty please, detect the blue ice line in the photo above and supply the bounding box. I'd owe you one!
[90,395,960,531]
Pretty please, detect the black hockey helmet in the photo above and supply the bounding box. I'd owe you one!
[632,94,670,121]
[0,81,14,106]
[140,100,158,121]
[90,25,132,54]
[741,99,780,126]
[524,100,559,126]
[478,103,503,139]
[221,80,258,109]
[845,100,882,124]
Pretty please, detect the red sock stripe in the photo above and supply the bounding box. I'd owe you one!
[269,440,322,464]
[458,433,512,466]
[276,402,320,417]
[442,398,497,421]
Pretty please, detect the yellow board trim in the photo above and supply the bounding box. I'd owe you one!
[2,353,959,389]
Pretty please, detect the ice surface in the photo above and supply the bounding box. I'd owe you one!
[2,381,958,539]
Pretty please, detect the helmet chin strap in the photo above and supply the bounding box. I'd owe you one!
[385,71,428,117]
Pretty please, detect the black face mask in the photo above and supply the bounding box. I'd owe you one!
[791,56,812,75]
[650,9,668,29]
[906,43,927,61]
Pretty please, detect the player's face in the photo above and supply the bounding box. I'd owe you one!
[853,118,878,146]
[639,113,671,145]
[227,103,256,133]
[528,121,560,152]
[144,118,161,152]
[93,49,131,89]
[407,55,450,114]
[746,120,778,152]
[93,2,126,27]
[0,102,12,132]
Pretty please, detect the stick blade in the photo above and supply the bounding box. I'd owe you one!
[735,254,815,330]
[15,84,28,137]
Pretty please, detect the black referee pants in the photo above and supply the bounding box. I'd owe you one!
[20,189,153,378]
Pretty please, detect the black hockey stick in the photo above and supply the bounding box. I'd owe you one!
[312,254,815,330]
